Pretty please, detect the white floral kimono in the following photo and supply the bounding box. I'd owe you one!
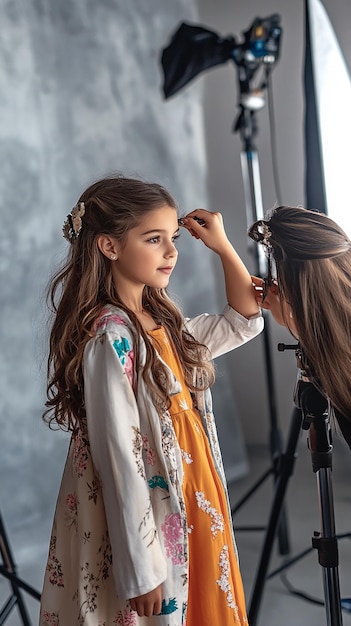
[40,304,263,626]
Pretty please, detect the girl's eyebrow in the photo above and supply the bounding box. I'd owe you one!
[140,228,180,236]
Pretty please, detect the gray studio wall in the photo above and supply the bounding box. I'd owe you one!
[0,0,256,587]
[196,0,351,444]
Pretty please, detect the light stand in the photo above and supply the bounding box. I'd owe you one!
[160,13,296,617]
[0,509,41,625]
[231,58,290,560]
[161,17,290,556]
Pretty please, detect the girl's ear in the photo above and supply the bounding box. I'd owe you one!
[97,235,119,260]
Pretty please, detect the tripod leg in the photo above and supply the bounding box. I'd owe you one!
[248,407,303,626]
[315,467,343,625]
[309,425,343,625]
[0,512,32,626]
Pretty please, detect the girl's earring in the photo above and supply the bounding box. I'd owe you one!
[110,254,117,261]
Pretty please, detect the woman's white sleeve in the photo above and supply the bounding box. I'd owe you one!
[83,332,167,600]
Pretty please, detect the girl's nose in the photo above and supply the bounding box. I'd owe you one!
[165,241,177,256]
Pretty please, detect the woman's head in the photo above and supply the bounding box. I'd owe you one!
[249,206,351,420]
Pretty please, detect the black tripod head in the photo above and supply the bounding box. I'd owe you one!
[279,342,333,472]
[279,341,351,451]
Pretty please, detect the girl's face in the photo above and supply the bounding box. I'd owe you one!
[112,205,179,293]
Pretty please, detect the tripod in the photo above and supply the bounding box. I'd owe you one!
[247,346,343,626]
[297,376,343,625]
[0,509,41,625]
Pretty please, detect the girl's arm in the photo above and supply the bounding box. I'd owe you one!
[185,304,263,359]
[83,331,167,602]
[180,210,259,319]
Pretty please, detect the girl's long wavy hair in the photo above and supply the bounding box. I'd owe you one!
[44,175,215,431]
[251,206,351,420]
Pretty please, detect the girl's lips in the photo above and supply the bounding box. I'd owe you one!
[158,266,173,274]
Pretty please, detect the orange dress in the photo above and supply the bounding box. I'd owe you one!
[148,326,248,626]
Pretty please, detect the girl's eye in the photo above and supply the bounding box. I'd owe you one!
[147,236,160,244]
[147,234,180,244]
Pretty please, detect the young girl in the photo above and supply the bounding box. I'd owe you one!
[40,175,263,626]
[249,205,351,448]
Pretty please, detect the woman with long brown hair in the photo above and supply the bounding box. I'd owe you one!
[249,205,351,446]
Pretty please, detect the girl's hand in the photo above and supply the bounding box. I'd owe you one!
[251,275,286,326]
[179,209,232,256]
[129,584,162,617]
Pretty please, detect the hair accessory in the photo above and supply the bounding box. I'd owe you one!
[62,202,85,243]
[248,219,272,248]
[261,222,272,248]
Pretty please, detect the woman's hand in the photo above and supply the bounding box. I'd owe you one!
[179,209,232,256]
[129,584,163,617]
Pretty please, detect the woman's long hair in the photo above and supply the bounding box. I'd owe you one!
[251,206,351,421]
[44,175,214,431]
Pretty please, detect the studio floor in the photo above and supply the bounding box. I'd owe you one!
[1,435,351,626]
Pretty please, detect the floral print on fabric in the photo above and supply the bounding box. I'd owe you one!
[46,536,64,588]
[161,513,185,565]
[181,449,193,465]
[114,608,137,625]
[159,598,178,615]
[142,434,156,466]
[41,611,60,626]
[217,545,241,620]
[139,500,157,548]
[72,431,90,478]
[195,491,225,537]
[94,309,127,333]
[64,493,78,530]
[132,426,145,479]
[75,532,112,622]
[148,475,169,492]
[113,337,135,388]
[159,411,179,486]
